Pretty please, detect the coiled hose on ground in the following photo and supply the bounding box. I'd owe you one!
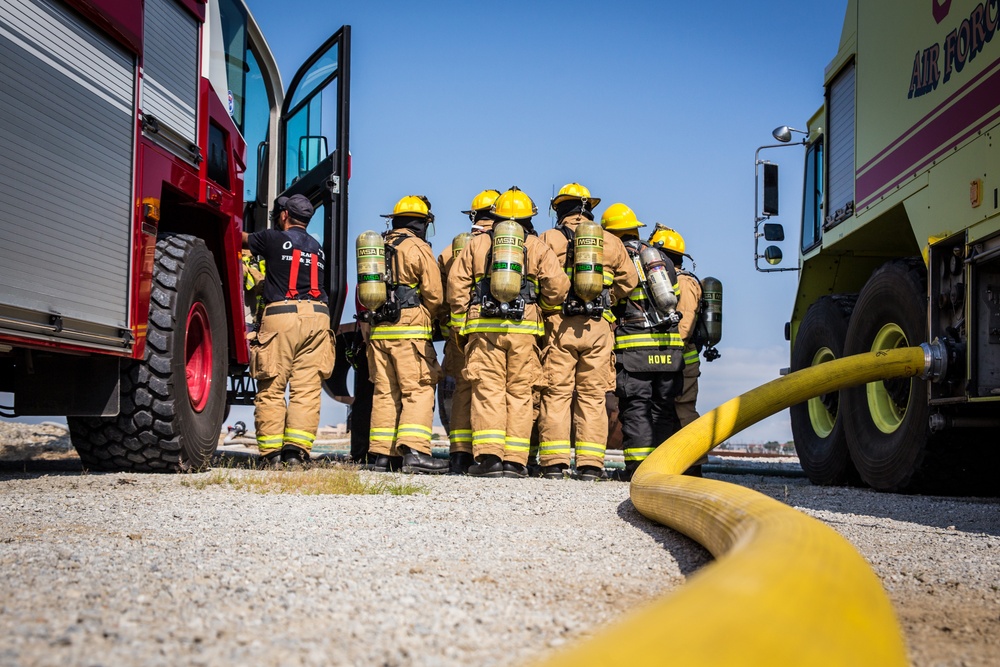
[536,345,940,666]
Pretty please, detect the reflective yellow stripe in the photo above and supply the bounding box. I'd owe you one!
[257,434,282,447]
[614,332,684,350]
[540,300,562,312]
[283,434,314,448]
[684,348,700,365]
[603,269,614,285]
[504,436,530,453]
[284,428,315,442]
[576,441,606,456]
[673,281,681,296]
[371,327,433,340]
[449,313,467,328]
[539,440,572,455]
[473,429,505,444]
[449,429,473,443]
[624,446,656,461]
[461,319,544,336]
[370,427,396,442]
[397,423,432,441]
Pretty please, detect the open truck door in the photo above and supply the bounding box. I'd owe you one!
[229,25,351,408]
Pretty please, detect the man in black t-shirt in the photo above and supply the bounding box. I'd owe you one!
[242,194,335,467]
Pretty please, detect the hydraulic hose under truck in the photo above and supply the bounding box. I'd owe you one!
[536,344,948,667]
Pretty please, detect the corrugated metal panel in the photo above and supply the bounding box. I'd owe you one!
[0,0,134,331]
[826,62,856,228]
[142,0,197,148]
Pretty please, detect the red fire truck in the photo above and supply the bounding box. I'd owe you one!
[0,0,351,471]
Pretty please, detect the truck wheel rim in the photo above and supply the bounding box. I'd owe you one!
[867,323,908,434]
[807,347,837,438]
[185,302,212,413]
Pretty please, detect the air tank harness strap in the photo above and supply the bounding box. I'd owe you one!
[284,249,321,300]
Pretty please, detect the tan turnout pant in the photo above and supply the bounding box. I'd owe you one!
[443,334,473,455]
[367,338,440,457]
[252,302,334,457]
[537,314,614,470]
[464,331,539,465]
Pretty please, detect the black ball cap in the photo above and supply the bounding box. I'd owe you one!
[276,194,314,223]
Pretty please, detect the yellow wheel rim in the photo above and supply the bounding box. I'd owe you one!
[806,347,837,438]
[867,323,910,434]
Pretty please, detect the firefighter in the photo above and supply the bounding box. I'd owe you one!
[537,184,638,481]
[601,203,685,481]
[447,187,570,478]
[242,194,335,467]
[361,195,448,474]
[650,224,706,476]
[438,189,501,474]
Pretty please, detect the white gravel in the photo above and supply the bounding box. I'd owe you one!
[0,423,997,667]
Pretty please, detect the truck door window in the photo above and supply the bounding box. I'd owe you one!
[242,49,269,205]
[283,45,339,189]
[801,140,824,252]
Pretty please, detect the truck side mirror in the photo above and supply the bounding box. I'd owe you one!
[763,163,779,217]
[764,223,785,241]
[298,135,329,177]
[764,245,783,265]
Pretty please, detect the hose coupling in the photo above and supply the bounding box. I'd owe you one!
[920,339,949,381]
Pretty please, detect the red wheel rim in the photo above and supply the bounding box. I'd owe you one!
[185,302,212,412]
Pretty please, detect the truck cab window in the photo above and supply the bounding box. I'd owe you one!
[800,140,823,252]
[216,0,248,133]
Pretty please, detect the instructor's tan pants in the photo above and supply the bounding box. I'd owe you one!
[252,302,333,457]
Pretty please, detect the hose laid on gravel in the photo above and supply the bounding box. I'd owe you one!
[537,346,933,667]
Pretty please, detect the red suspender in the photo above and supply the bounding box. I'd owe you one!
[285,248,321,300]
[308,253,321,298]
[285,249,301,299]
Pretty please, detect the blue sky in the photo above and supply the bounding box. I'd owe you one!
[235,0,850,442]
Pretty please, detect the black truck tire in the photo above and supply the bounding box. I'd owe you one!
[790,295,861,486]
[69,235,229,472]
[842,260,930,491]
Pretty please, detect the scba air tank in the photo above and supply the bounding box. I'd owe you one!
[573,220,604,303]
[356,231,387,311]
[451,232,471,258]
[490,220,525,303]
[701,276,723,345]
[639,245,678,314]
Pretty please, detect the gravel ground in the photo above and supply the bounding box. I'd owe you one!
[0,422,998,666]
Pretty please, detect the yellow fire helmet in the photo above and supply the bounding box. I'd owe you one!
[600,202,645,232]
[461,189,502,216]
[492,186,538,220]
[550,182,601,211]
[649,223,685,255]
[380,195,432,219]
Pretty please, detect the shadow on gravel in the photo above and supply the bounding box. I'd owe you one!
[713,473,1000,539]
[615,498,712,577]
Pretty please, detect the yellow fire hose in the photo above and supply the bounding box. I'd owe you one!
[536,345,941,666]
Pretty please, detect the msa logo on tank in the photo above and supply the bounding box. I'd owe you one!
[908,0,999,98]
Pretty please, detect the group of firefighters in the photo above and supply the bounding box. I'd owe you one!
[242,185,716,480]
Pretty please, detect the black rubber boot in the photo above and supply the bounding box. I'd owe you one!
[281,446,309,469]
[259,452,282,470]
[575,465,606,481]
[617,461,641,482]
[449,452,475,475]
[502,461,527,479]
[467,454,505,478]
[401,447,448,475]
[540,463,568,480]
[363,453,390,472]
[387,456,403,472]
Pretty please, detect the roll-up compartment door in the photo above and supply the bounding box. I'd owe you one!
[0,0,135,347]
